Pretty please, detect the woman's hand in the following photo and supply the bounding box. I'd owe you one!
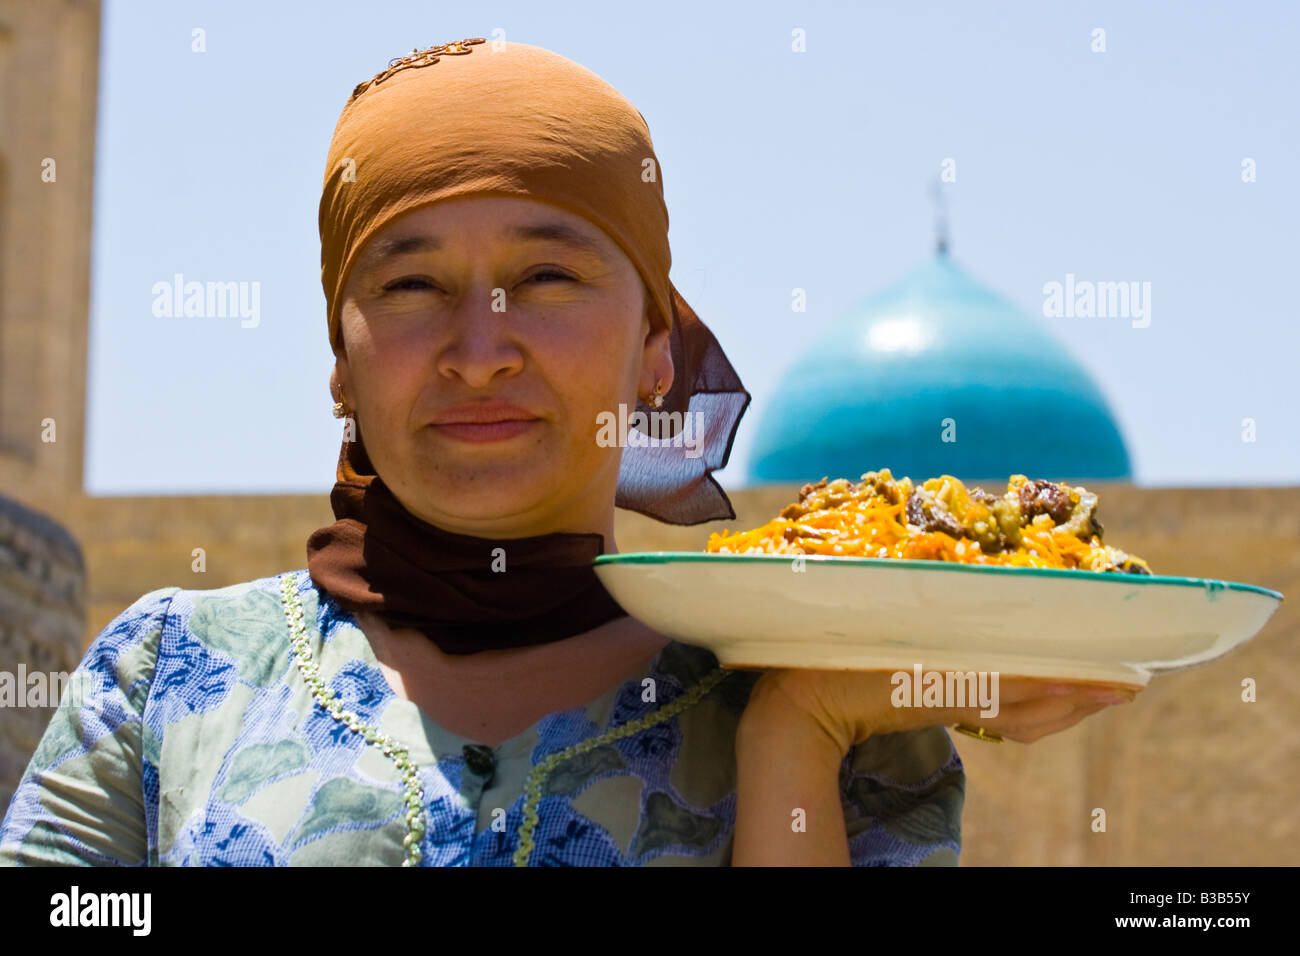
[740,667,1139,759]
[730,668,1140,865]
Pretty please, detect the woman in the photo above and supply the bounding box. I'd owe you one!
[0,38,1134,867]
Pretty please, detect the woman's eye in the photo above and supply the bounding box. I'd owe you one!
[381,277,436,293]
[527,269,575,284]
[381,272,571,293]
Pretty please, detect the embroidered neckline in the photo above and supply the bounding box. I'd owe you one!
[277,570,733,866]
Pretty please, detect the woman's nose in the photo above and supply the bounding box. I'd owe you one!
[435,288,525,387]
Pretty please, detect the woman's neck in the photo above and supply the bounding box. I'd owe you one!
[354,608,670,747]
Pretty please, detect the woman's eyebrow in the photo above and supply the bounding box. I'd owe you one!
[359,223,608,271]
[358,235,439,270]
[505,223,608,259]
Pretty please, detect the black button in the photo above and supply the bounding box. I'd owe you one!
[462,744,496,781]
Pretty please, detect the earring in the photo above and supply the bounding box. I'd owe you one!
[643,378,665,409]
[332,386,347,418]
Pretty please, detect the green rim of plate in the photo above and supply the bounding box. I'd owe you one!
[593,551,1284,601]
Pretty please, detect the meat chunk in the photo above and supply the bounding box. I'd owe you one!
[780,476,827,519]
[1057,489,1103,540]
[858,469,908,505]
[1017,479,1073,524]
[797,476,828,500]
[905,487,966,538]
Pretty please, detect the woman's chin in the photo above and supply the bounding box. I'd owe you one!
[408,474,567,528]
[392,442,616,531]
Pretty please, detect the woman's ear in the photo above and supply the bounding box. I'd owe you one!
[330,356,351,412]
[639,321,674,399]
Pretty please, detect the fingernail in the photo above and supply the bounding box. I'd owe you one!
[1045,684,1077,695]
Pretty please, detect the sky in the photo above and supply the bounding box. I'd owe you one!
[84,0,1300,495]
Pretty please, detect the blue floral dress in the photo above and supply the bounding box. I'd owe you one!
[0,568,965,866]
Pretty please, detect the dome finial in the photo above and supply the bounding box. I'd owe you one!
[929,178,950,256]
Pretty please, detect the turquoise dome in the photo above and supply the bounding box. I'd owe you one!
[748,253,1132,484]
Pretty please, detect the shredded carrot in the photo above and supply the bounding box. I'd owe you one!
[705,469,1152,574]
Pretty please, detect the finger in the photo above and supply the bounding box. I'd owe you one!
[970,699,1111,744]
[1002,699,1115,743]
[952,691,1110,737]
[988,677,1097,705]
[995,677,1138,706]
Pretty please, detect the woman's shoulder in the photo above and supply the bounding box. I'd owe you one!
[87,569,317,698]
[149,569,323,685]
[158,568,302,633]
[103,569,300,632]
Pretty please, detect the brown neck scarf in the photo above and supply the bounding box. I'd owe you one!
[306,38,750,655]
[307,428,629,655]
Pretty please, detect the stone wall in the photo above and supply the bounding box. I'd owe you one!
[0,0,100,499]
[0,495,85,811]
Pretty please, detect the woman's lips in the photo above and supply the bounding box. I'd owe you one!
[430,419,540,443]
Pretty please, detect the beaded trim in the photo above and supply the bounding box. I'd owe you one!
[279,572,427,866]
[277,571,733,867]
[351,37,487,101]
[512,664,732,866]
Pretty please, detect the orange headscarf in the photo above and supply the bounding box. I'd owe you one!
[318,37,749,524]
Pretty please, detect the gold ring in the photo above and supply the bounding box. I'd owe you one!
[953,723,1003,744]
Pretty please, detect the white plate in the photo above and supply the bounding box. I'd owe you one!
[593,553,1284,688]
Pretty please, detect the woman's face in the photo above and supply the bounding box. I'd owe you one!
[333,195,672,538]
